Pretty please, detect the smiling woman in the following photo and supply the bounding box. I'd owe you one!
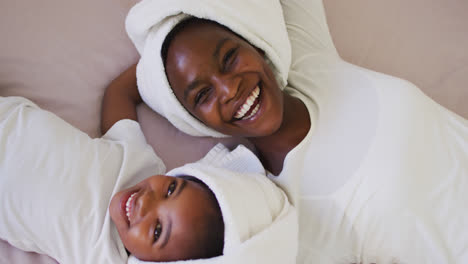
[163,18,289,139]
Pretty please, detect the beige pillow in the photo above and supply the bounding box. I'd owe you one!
[325,0,468,118]
[0,0,245,167]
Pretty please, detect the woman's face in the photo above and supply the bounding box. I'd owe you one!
[109,175,220,261]
[165,20,284,137]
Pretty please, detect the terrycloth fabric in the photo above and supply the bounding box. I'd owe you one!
[128,144,298,264]
[125,0,291,137]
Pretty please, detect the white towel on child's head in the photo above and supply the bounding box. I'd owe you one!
[127,144,298,264]
[125,0,291,137]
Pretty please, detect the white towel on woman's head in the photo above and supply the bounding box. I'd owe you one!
[127,144,298,264]
[125,0,291,137]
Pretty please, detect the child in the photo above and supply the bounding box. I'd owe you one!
[0,96,297,264]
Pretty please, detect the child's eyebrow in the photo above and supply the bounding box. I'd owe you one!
[160,179,187,248]
[175,179,187,198]
[160,220,172,249]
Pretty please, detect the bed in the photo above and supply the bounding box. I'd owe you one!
[0,0,467,263]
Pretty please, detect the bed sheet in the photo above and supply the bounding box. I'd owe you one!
[1,0,468,263]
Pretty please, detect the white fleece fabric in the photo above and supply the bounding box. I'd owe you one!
[272,0,468,263]
[0,96,165,264]
[125,0,291,137]
[129,144,298,264]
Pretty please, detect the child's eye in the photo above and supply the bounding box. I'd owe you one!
[166,181,176,197]
[154,221,162,242]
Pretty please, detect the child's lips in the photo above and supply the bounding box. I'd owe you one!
[120,190,138,225]
[125,192,138,221]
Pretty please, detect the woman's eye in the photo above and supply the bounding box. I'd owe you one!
[154,222,162,242]
[222,47,238,72]
[194,87,211,105]
[166,181,176,197]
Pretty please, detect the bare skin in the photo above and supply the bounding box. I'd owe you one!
[100,20,310,175]
[251,94,310,174]
[100,63,141,134]
[165,20,310,175]
[110,174,223,261]
[102,64,225,261]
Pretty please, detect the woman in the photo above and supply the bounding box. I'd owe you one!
[102,0,468,262]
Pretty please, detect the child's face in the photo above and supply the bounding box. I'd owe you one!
[109,174,220,261]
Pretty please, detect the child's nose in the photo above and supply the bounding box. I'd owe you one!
[135,190,156,218]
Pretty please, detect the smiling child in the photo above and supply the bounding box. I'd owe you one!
[0,96,296,264]
[110,174,224,262]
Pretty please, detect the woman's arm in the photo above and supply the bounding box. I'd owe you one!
[100,63,141,134]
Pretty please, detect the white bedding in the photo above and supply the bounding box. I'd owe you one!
[1,0,468,263]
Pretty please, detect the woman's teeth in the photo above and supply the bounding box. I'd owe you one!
[234,86,260,120]
[125,192,137,221]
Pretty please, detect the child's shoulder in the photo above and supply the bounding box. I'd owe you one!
[0,96,37,116]
[199,143,262,172]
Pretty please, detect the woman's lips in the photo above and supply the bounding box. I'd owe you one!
[234,85,261,120]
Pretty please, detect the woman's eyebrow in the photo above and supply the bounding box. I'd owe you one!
[213,37,229,62]
[184,80,202,101]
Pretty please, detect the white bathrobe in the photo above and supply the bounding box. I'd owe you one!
[274,0,468,263]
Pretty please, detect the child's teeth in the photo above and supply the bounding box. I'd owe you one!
[125,193,137,221]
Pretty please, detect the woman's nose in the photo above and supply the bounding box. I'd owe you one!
[214,76,240,104]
